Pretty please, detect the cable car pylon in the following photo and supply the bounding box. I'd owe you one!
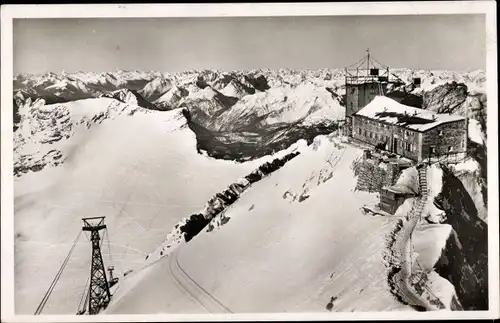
[81,216,112,315]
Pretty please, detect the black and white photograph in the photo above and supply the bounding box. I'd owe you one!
[1,2,498,321]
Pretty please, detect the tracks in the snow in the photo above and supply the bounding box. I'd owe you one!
[168,248,232,313]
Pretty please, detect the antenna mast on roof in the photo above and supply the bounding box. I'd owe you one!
[366,48,370,77]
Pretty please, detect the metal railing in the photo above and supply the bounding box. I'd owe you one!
[422,151,469,165]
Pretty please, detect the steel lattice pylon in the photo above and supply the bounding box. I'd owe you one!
[82,217,111,315]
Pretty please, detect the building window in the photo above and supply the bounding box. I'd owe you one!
[430,146,436,154]
[358,128,362,135]
[364,130,367,137]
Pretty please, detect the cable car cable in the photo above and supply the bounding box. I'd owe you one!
[34,230,82,315]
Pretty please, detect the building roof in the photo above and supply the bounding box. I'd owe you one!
[354,96,465,132]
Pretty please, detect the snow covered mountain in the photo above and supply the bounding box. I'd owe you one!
[14,97,285,314]
[13,68,487,150]
[139,77,173,102]
[12,67,489,315]
[154,85,189,110]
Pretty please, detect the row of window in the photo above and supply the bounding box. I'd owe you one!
[356,119,426,138]
[357,128,418,152]
[358,128,389,142]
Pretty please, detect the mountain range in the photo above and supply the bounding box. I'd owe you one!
[12,67,489,314]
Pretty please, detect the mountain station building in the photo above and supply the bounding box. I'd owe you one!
[350,96,468,163]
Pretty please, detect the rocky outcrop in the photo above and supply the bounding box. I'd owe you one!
[100,88,158,110]
[13,98,140,178]
[180,151,300,241]
[138,77,173,101]
[244,74,270,92]
[433,165,488,310]
[14,149,65,177]
[154,86,189,110]
[13,98,21,132]
[422,82,468,115]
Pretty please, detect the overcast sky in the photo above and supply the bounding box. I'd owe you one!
[13,15,486,74]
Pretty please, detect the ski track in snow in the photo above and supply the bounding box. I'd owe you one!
[168,248,232,313]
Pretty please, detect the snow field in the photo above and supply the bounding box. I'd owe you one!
[107,134,409,313]
[14,100,273,314]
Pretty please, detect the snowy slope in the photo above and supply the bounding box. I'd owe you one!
[154,86,189,110]
[139,77,173,101]
[106,135,410,313]
[14,100,275,314]
[213,84,344,132]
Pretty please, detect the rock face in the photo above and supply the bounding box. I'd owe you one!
[467,92,487,138]
[13,97,141,178]
[139,77,173,101]
[433,165,488,310]
[422,82,468,114]
[154,86,189,110]
[101,88,158,110]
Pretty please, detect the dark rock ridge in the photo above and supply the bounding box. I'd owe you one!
[422,82,468,114]
[433,165,488,310]
[100,89,158,111]
[180,150,300,241]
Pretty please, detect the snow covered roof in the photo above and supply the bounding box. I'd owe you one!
[383,184,417,196]
[354,96,465,132]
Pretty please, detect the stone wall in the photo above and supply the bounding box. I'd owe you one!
[421,120,467,159]
[352,157,401,193]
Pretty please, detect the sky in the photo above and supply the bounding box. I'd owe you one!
[13,15,486,74]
